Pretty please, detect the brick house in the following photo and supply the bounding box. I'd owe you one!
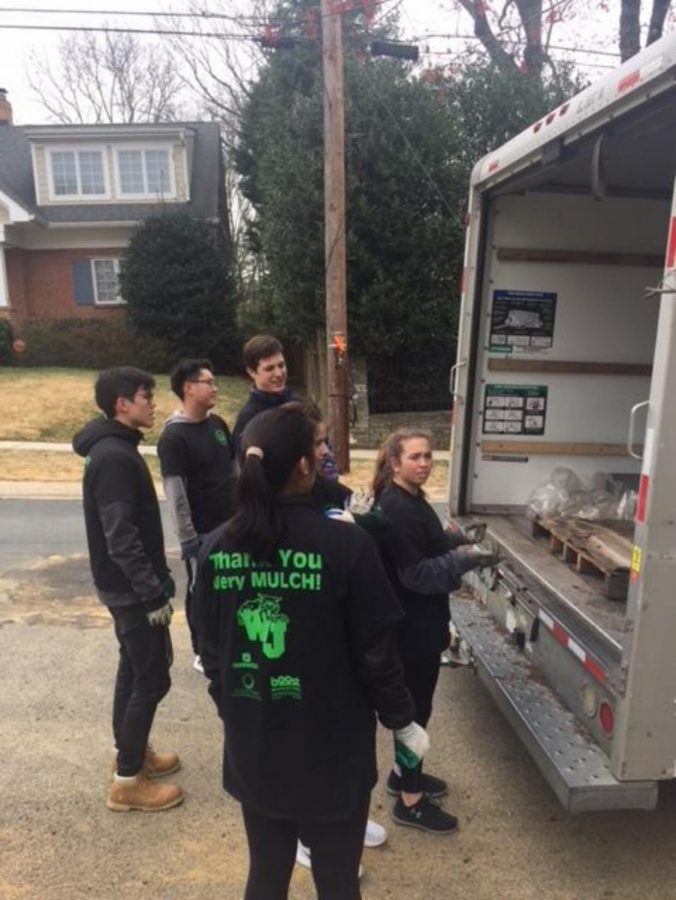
[0,90,226,332]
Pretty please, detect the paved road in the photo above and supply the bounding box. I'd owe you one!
[4,503,676,898]
[0,498,178,572]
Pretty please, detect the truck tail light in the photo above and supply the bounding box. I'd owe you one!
[599,701,614,735]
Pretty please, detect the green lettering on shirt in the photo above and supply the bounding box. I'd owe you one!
[237,594,289,660]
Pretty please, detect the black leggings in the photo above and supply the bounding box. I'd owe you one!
[241,796,370,900]
[397,654,441,793]
[111,604,172,776]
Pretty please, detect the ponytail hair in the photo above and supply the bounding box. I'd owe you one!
[372,428,432,501]
[225,406,315,560]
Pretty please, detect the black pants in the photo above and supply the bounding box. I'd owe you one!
[397,654,441,793]
[241,796,370,900]
[111,604,173,777]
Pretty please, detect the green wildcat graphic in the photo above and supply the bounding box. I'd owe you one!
[237,594,289,660]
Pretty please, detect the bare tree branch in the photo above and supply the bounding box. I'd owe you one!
[647,0,672,45]
[619,0,641,61]
[26,30,186,124]
[456,0,520,73]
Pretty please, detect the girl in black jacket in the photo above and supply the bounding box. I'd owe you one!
[373,429,497,836]
[193,407,428,900]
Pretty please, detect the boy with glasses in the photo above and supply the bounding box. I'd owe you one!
[158,359,237,672]
[73,367,182,812]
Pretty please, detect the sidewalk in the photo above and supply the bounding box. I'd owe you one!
[0,440,450,501]
[0,441,449,460]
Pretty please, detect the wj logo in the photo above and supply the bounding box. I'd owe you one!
[214,429,228,446]
[237,594,289,660]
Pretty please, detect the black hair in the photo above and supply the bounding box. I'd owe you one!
[95,366,155,419]
[225,406,315,560]
[242,334,284,373]
[169,358,214,399]
[282,399,323,423]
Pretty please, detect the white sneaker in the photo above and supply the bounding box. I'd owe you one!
[364,818,387,848]
[296,841,312,870]
[193,655,204,674]
[295,841,363,878]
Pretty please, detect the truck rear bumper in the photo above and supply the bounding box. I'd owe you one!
[452,594,658,813]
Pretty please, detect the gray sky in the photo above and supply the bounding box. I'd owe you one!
[0,0,641,124]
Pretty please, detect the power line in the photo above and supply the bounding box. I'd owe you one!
[410,31,621,59]
[0,22,257,38]
[0,5,257,19]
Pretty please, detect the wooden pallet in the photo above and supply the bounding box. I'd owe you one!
[532,516,633,601]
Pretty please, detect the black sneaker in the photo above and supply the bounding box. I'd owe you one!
[392,797,458,835]
[386,770,448,799]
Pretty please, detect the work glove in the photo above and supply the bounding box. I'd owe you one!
[146,601,173,627]
[323,507,356,524]
[394,722,430,770]
[454,543,500,575]
[445,519,487,548]
[181,536,201,561]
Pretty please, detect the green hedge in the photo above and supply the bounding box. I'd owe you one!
[15,318,174,372]
[0,318,12,364]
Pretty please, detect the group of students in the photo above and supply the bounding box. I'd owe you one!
[73,334,497,900]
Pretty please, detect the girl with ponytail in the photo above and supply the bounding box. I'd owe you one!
[373,429,498,836]
[194,406,428,900]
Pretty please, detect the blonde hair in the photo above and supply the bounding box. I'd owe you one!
[372,428,432,501]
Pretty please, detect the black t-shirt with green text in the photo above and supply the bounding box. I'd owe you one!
[193,495,407,823]
[158,414,236,534]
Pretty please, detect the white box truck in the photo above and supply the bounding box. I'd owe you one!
[449,31,676,812]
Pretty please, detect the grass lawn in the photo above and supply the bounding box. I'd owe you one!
[0,367,251,444]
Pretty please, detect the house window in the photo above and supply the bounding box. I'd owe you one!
[118,149,171,196]
[92,259,123,305]
[50,150,106,197]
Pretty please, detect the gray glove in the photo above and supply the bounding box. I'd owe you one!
[394,722,430,770]
[454,544,500,575]
[147,601,173,627]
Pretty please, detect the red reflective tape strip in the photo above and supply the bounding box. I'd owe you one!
[488,160,499,173]
[539,611,607,684]
[666,217,676,270]
[584,656,606,684]
[636,474,649,523]
[618,70,640,93]
[551,622,569,647]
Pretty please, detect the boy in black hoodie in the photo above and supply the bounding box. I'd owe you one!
[73,367,183,813]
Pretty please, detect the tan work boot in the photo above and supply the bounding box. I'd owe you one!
[107,772,183,812]
[144,745,181,778]
[111,745,181,779]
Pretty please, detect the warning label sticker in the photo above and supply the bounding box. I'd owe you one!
[490,290,557,354]
[482,384,548,435]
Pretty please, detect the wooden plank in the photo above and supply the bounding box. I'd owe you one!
[481,440,640,457]
[485,515,626,648]
[487,358,652,377]
[497,247,663,268]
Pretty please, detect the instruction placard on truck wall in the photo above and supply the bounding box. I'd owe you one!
[483,384,548,435]
[490,290,557,353]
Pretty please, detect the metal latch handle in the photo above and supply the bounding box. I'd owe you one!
[627,400,649,460]
[449,359,467,397]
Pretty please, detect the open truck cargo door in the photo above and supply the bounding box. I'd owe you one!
[448,33,676,812]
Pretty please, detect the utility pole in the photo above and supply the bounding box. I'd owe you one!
[321,0,350,473]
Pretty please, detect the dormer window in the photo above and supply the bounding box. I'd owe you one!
[48,148,107,198]
[117,147,173,197]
